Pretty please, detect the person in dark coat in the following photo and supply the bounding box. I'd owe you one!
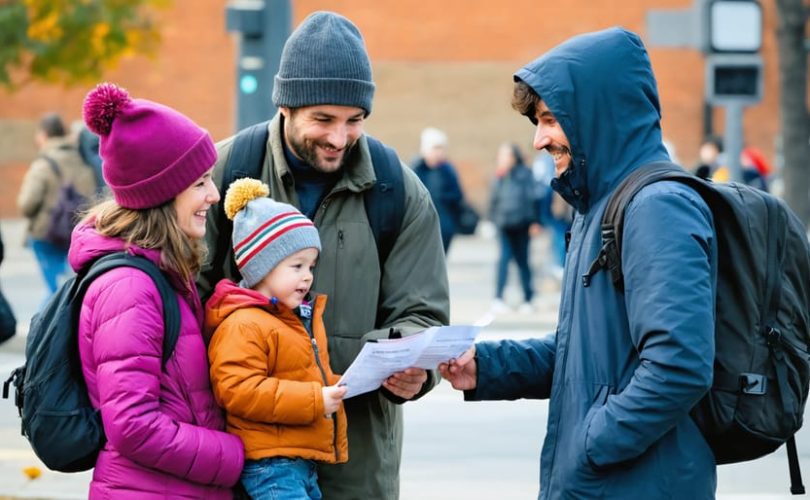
[78,125,107,194]
[412,127,465,252]
[488,142,540,313]
[0,222,16,344]
[441,27,718,499]
[693,135,724,180]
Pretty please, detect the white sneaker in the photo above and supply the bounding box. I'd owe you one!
[518,302,535,314]
[490,299,509,314]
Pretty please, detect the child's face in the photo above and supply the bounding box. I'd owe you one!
[254,247,319,309]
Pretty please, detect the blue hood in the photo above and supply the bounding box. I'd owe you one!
[514,27,670,213]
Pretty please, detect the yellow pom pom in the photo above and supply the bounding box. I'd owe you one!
[224,178,269,220]
[23,466,41,480]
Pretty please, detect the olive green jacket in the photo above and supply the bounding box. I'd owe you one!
[198,114,450,499]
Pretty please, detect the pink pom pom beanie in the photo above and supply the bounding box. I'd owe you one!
[82,82,217,209]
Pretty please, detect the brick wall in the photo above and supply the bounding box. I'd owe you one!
[0,0,784,216]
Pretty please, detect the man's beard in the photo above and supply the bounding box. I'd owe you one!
[287,131,358,173]
[546,144,572,163]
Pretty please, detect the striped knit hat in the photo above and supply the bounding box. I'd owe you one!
[224,178,321,288]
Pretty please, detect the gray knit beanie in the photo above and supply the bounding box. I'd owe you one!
[225,179,321,289]
[273,11,375,115]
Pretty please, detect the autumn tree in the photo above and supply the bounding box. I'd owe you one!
[0,0,169,90]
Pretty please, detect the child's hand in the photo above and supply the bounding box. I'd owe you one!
[322,385,347,417]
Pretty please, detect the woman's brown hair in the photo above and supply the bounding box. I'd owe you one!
[83,200,206,283]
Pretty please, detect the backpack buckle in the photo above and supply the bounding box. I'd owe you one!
[3,367,25,420]
[765,326,782,347]
[3,366,22,400]
[740,373,767,395]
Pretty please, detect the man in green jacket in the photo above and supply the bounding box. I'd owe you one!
[198,11,450,499]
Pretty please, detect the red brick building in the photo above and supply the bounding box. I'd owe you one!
[0,0,783,216]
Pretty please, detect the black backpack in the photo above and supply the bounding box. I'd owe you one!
[583,162,810,495]
[208,121,405,324]
[2,252,181,472]
[41,156,90,250]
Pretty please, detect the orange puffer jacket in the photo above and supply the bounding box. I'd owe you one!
[205,279,348,464]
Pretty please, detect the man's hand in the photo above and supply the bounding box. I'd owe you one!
[382,367,428,400]
[438,346,477,391]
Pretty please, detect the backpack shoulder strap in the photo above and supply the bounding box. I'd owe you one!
[582,161,698,290]
[364,135,405,268]
[79,253,181,370]
[222,121,271,189]
[212,121,271,286]
[40,155,63,181]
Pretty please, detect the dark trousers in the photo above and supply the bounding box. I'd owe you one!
[495,226,533,302]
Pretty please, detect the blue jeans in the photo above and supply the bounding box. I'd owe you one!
[29,239,68,309]
[495,226,534,302]
[240,457,322,500]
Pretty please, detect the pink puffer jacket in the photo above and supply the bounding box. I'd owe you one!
[69,222,244,499]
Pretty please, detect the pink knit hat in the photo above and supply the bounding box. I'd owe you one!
[82,83,217,209]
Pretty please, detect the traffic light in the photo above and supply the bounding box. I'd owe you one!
[226,0,291,131]
[705,54,763,104]
[704,0,763,105]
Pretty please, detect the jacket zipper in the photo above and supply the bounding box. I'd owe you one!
[308,333,329,387]
[545,206,585,488]
[306,328,340,462]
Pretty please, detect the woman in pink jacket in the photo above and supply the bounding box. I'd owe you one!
[72,83,244,499]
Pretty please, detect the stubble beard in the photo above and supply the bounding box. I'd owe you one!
[547,143,573,177]
[287,132,358,174]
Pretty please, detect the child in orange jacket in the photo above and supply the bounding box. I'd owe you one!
[206,178,347,500]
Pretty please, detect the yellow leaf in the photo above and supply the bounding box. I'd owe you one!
[27,11,62,43]
[91,22,111,52]
[22,466,41,480]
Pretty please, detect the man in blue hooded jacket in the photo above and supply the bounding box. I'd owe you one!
[440,28,719,499]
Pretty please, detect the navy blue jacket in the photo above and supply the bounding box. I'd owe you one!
[470,28,719,499]
[488,163,539,229]
[413,160,464,243]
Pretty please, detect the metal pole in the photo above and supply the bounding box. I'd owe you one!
[703,100,713,138]
[261,0,291,122]
[226,0,291,132]
[723,101,745,183]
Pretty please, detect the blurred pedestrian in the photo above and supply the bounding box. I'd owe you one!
[73,83,244,497]
[198,11,449,500]
[0,223,16,345]
[71,120,107,195]
[693,135,724,180]
[739,145,772,192]
[708,144,771,192]
[17,112,96,308]
[441,27,717,498]
[488,142,539,313]
[412,127,466,252]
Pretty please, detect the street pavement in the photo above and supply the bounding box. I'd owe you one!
[0,218,806,499]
